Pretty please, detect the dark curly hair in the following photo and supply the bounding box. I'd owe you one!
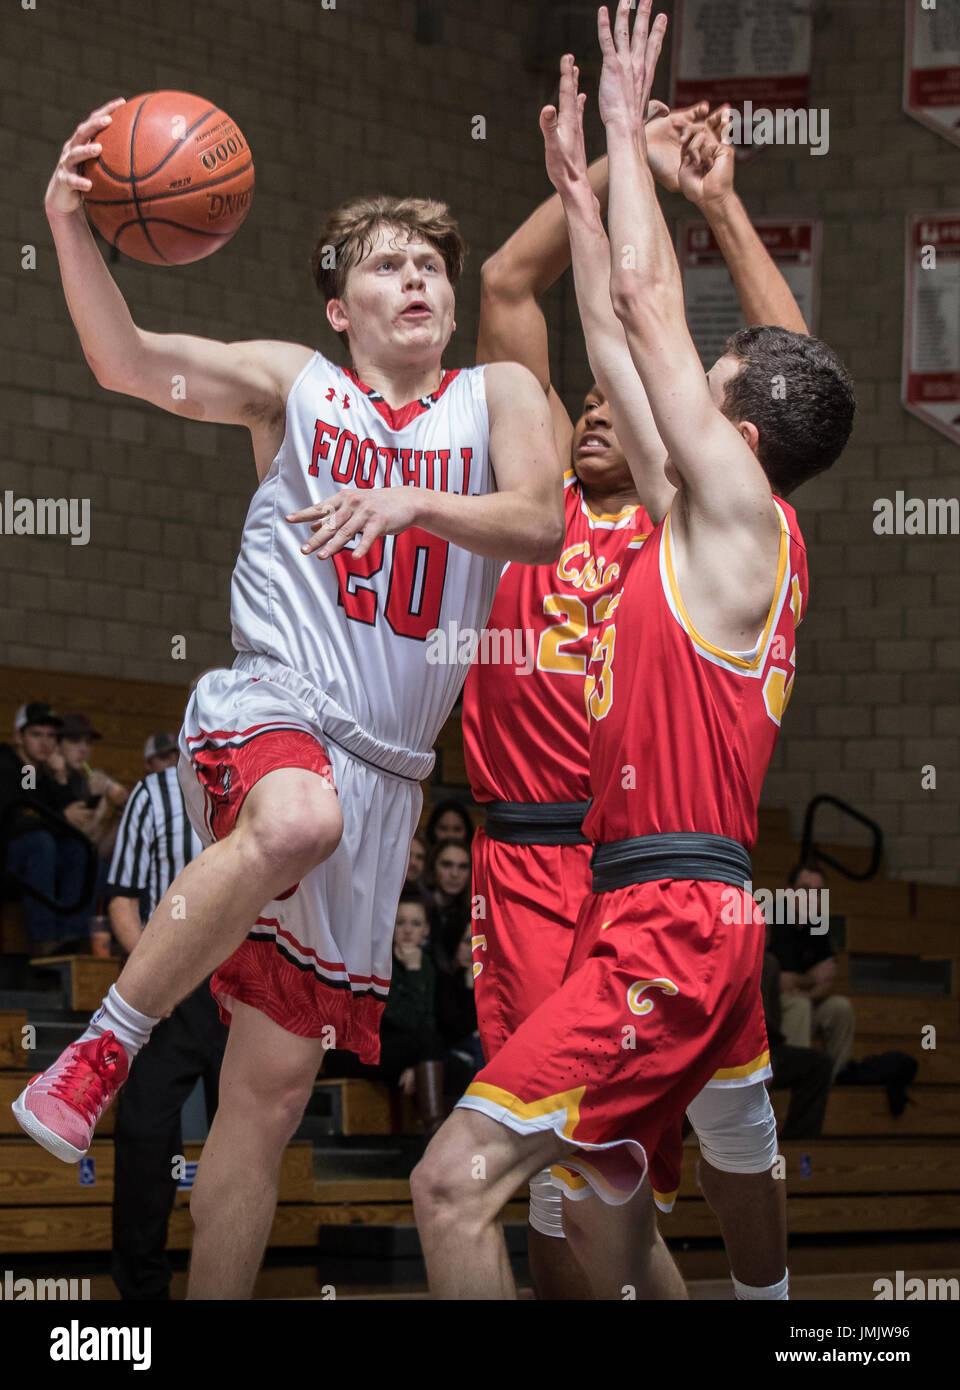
[718,326,856,496]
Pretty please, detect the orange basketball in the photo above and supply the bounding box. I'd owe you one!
[82,91,254,266]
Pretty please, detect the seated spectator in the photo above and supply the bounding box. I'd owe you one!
[769,861,855,1082]
[402,830,431,910]
[143,731,179,775]
[424,798,475,849]
[325,895,446,1136]
[55,714,129,864]
[761,947,832,1140]
[0,702,93,952]
[426,837,472,965]
[435,920,484,1095]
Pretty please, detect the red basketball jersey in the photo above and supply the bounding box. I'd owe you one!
[463,472,652,804]
[582,498,808,849]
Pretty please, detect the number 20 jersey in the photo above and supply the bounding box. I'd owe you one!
[229,349,501,759]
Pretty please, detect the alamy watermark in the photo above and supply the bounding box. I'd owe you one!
[426,621,535,675]
[720,881,829,933]
[1,1269,91,1300]
[721,102,829,156]
[0,491,90,545]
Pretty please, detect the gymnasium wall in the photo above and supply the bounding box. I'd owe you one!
[0,0,957,882]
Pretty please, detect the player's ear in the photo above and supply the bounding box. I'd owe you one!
[738,419,760,457]
[326,298,349,336]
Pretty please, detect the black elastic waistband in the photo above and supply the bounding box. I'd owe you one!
[483,800,591,846]
[591,832,752,893]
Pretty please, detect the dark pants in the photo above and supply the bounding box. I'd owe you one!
[771,1042,832,1140]
[111,982,227,1300]
[5,829,92,941]
[326,1023,445,1086]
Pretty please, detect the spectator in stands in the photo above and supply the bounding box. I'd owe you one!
[143,731,179,775]
[55,713,129,873]
[435,920,484,1093]
[106,735,225,1300]
[325,894,447,1136]
[770,862,855,1081]
[403,830,431,909]
[424,798,475,849]
[426,837,472,965]
[0,702,93,953]
[761,946,832,1140]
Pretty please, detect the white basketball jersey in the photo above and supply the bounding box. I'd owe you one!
[230,350,500,757]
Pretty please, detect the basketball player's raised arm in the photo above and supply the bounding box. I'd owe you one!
[541,54,674,524]
[601,2,774,527]
[45,102,301,449]
[678,108,808,335]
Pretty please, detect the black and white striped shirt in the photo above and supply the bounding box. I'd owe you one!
[106,766,202,915]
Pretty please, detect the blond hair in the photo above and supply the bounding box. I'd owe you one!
[311,195,467,348]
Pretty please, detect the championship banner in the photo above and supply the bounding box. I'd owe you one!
[904,0,960,147]
[669,0,814,158]
[678,217,821,370]
[902,212,960,444]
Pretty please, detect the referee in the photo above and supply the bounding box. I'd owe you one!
[106,732,227,1301]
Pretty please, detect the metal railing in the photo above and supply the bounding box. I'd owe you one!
[799,794,884,882]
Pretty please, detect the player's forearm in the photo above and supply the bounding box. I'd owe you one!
[606,125,684,338]
[46,207,145,389]
[107,895,143,954]
[481,157,610,301]
[703,193,809,334]
[562,189,673,520]
[413,486,563,565]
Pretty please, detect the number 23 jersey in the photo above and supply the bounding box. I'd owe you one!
[229,349,500,758]
[463,471,652,804]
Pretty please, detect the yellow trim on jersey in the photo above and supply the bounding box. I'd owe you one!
[563,468,578,485]
[710,1049,771,1082]
[464,1080,586,1140]
[582,495,640,524]
[662,508,788,671]
[628,534,649,548]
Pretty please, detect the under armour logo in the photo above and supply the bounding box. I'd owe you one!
[325,387,351,409]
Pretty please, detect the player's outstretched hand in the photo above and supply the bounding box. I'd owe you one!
[45,99,126,218]
[597,0,667,145]
[677,106,736,210]
[646,100,710,192]
[540,54,593,199]
[287,485,423,561]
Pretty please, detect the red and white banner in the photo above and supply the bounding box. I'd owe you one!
[904,0,960,147]
[678,217,821,370]
[669,0,814,158]
[902,212,960,445]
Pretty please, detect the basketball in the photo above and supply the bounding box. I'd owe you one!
[81,91,254,266]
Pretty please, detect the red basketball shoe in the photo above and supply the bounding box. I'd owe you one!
[11,1031,129,1162]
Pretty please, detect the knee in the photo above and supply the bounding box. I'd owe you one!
[688,1082,778,1176]
[410,1132,479,1229]
[817,995,854,1028]
[238,796,343,881]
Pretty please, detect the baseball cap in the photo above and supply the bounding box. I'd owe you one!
[144,732,178,760]
[59,713,102,741]
[14,701,63,732]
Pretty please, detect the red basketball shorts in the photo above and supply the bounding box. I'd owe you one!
[471,828,592,1061]
[458,878,770,1207]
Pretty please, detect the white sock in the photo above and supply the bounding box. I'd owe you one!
[75,984,161,1062]
[733,1269,789,1300]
